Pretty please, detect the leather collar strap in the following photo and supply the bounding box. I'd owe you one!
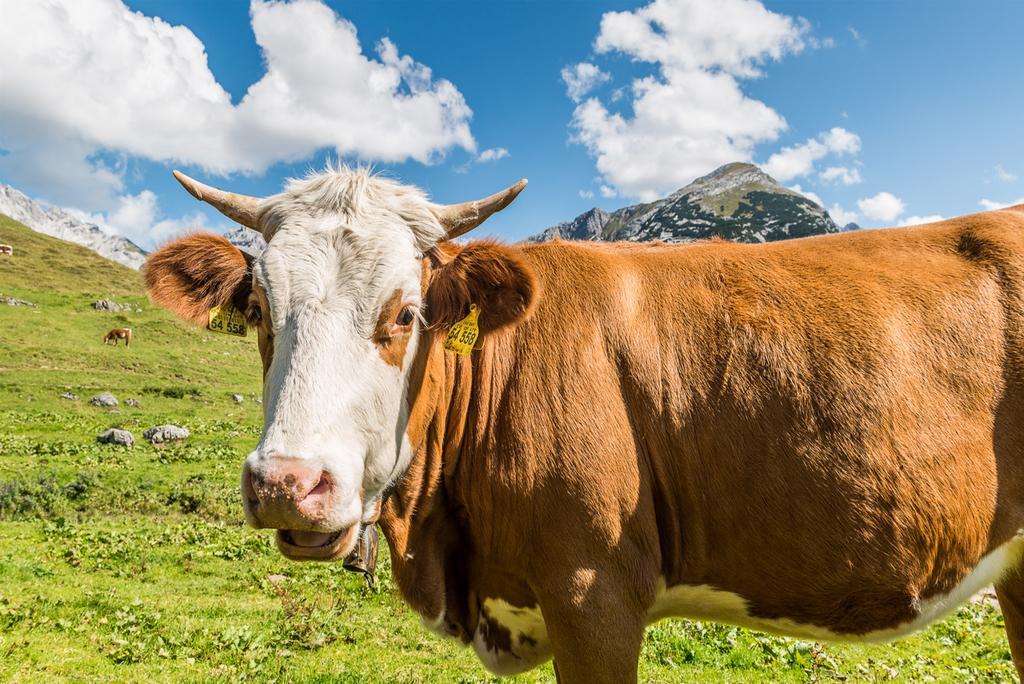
[342,524,380,583]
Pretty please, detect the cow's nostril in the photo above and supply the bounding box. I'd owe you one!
[242,465,259,502]
[307,474,330,499]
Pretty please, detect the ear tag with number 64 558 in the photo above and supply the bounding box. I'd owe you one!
[208,304,247,337]
[443,304,480,356]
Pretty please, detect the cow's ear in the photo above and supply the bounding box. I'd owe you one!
[144,232,253,326]
[426,240,537,334]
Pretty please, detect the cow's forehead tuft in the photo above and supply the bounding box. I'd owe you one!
[255,214,422,326]
[258,164,445,251]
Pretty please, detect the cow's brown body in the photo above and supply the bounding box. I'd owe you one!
[146,167,1024,682]
[380,206,1024,680]
[103,327,132,347]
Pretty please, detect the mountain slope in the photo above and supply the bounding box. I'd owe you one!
[0,212,142,295]
[531,162,838,244]
[0,184,147,269]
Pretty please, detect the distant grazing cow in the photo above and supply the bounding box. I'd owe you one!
[145,167,1024,682]
[0,244,12,256]
[103,328,132,347]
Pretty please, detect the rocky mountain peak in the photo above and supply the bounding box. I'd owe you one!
[528,206,611,243]
[0,184,147,269]
[688,162,770,187]
[530,162,838,245]
[223,225,267,256]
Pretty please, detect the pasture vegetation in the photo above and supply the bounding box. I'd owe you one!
[0,213,1017,682]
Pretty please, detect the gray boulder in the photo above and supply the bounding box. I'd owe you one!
[60,392,79,401]
[3,295,36,307]
[231,393,244,403]
[92,299,122,312]
[97,428,134,447]
[125,398,141,407]
[89,392,118,407]
[92,299,141,313]
[143,424,190,444]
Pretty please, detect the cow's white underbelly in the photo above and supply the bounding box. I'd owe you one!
[466,534,1024,675]
[650,534,1024,642]
[472,598,551,675]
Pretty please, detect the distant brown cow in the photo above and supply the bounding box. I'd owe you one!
[0,244,12,256]
[103,328,132,347]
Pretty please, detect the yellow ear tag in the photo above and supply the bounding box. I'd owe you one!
[208,304,247,337]
[443,304,480,356]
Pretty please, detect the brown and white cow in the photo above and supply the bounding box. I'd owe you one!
[0,244,13,255]
[103,327,132,347]
[145,167,1024,682]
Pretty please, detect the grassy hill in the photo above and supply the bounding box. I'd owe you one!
[0,213,1016,682]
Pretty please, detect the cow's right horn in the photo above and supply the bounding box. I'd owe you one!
[172,170,264,233]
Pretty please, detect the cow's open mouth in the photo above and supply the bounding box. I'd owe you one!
[276,525,358,561]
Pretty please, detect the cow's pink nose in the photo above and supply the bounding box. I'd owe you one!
[243,458,333,528]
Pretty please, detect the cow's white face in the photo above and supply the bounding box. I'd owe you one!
[145,168,530,562]
[244,211,426,555]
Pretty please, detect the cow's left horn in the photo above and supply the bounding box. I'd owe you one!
[172,170,264,233]
[434,179,528,240]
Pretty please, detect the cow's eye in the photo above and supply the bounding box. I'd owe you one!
[395,306,415,327]
[247,305,262,325]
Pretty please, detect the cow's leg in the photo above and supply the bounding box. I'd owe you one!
[539,576,646,684]
[997,569,1024,680]
[545,606,644,683]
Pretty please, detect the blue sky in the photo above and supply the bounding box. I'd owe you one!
[1,0,1022,248]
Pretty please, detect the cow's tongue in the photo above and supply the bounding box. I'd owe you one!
[288,530,338,548]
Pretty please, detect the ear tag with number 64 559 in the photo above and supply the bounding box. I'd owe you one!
[443,304,480,356]
[208,304,247,337]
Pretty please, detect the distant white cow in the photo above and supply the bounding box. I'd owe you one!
[0,244,12,256]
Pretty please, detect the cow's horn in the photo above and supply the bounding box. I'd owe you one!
[172,170,264,233]
[434,179,528,240]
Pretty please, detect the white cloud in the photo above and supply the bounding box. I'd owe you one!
[857,191,905,222]
[454,146,510,173]
[0,0,476,211]
[566,0,814,201]
[68,190,214,247]
[897,214,945,227]
[789,184,823,207]
[561,63,611,103]
[476,147,509,163]
[594,0,808,77]
[578,189,595,199]
[599,185,617,199]
[762,127,861,182]
[820,128,860,154]
[994,164,1017,182]
[820,165,862,185]
[980,197,1024,211]
[848,26,866,46]
[828,203,858,225]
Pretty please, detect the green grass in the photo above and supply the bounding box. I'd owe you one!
[0,213,1018,681]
